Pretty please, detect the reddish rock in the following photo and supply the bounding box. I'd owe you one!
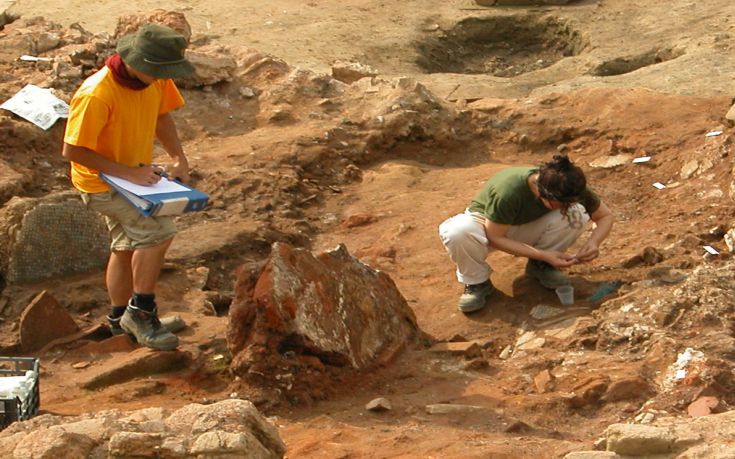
[19,290,79,352]
[687,396,721,417]
[429,341,483,359]
[114,10,192,41]
[77,334,136,355]
[601,376,651,402]
[504,420,533,433]
[354,245,398,263]
[534,369,554,394]
[227,260,266,354]
[568,377,609,408]
[297,355,326,372]
[228,242,419,371]
[37,324,110,354]
[342,213,377,228]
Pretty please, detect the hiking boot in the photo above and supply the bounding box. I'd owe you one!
[525,259,570,289]
[107,314,186,336]
[119,303,179,351]
[457,280,494,313]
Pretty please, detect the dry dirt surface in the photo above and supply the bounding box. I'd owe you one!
[3,0,735,457]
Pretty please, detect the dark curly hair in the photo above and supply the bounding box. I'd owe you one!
[536,155,586,215]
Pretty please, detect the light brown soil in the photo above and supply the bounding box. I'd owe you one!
[3,0,735,457]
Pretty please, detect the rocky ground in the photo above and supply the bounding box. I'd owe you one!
[0,0,735,458]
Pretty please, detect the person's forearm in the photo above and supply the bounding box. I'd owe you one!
[62,143,163,185]
[61,143,131,177]
[156,113,186,162]
[588,214,614,246]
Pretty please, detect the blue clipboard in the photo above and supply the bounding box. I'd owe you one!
[100,173,208,217]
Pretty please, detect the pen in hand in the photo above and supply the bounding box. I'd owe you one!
[134,163,165,187]
[140,163,183,182]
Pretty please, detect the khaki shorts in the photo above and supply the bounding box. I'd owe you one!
[81,191,177,252]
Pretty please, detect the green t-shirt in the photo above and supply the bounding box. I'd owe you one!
[468,166,601,225]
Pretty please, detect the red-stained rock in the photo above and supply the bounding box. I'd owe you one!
[77,334,136,355]
[228,242,419,372]
[342,213,377,228]
[567,377,609,408]
[534,369,554,394]
[601,376,652,402]
[114,10,191,41]
[19,290,79,352]
[687,396,721,417]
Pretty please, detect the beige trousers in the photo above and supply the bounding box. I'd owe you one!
[438,204,590,285]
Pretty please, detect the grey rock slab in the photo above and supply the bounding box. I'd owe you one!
[425,404,483,414]
[530,304,564,320]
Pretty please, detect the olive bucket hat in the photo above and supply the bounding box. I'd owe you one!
[117,24,194,79]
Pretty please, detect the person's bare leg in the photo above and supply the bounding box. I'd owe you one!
[106,250,133,305]
[121,237,178,351]
[131,237,173,294]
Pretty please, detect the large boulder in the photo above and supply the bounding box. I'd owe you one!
[227,242,420,403]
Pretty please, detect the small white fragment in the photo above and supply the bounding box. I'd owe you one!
[632,156,651,163]
[19,55,51,62]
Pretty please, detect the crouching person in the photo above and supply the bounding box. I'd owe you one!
[439,155,614,313]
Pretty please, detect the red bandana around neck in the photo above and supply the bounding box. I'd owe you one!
[105,54,149,90]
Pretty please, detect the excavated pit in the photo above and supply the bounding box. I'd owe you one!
[415,15,587,77]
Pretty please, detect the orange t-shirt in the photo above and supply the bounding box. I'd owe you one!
[63,66,185,193]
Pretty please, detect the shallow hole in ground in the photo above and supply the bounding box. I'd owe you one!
[591,47,685,76]
[415,15,587,77]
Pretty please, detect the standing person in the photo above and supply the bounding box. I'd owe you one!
[62,24,195,350]
[439,155,614,313]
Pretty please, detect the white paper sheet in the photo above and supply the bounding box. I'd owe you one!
[0,84,69,130]
[102,174,190,197]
